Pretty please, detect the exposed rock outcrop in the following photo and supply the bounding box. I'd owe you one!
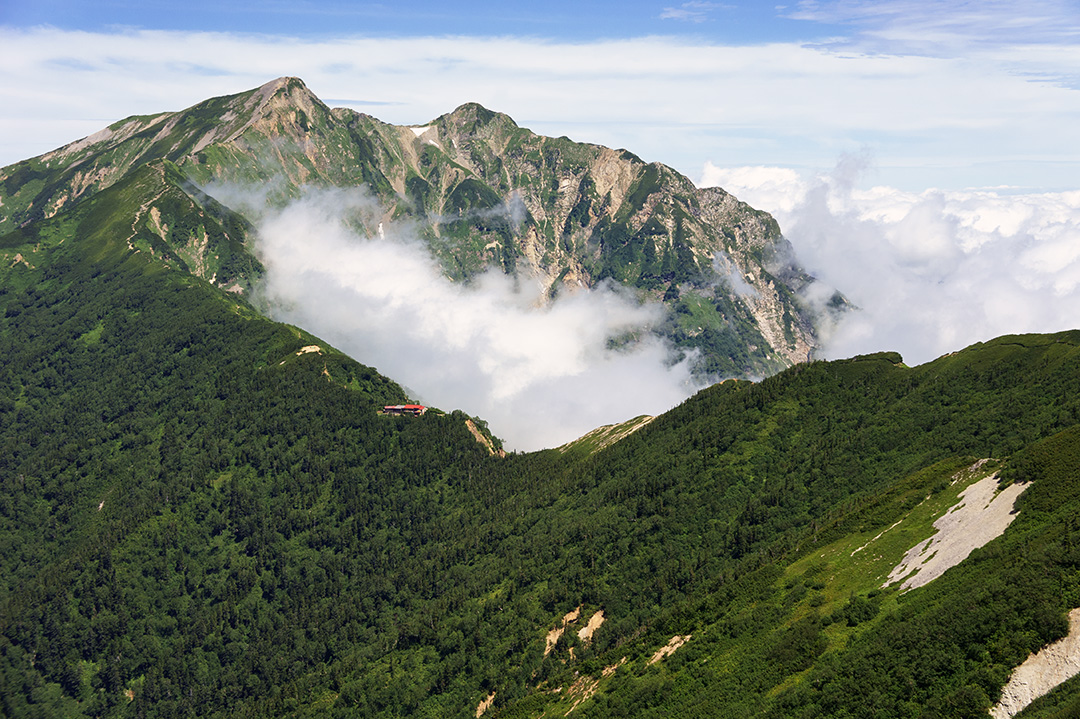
[991,608,1080,719]
[1,77,829,377]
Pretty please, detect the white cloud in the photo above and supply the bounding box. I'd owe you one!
[2,26,1079,190]
[238,186,701,451]
[787,0,1080,52]
[701,159,1080,365]
[699,166,808,213]
[3,20,1079,439]
[660,2,731,23]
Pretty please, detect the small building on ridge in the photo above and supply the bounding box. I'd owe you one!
[382,404,427,417]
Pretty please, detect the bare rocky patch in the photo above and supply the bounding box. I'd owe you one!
[602,657,627,677]
[465,419,505,457]
[545,606,582,656]
[563,675,600,715]
[885,470,1028,591]
[991,608,1080,719]
[648,635,692,665]
[577,610,604,643]
[475,691,495,717]
[557,415,654,455]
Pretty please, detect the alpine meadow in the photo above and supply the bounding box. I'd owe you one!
[2,77,1080,719]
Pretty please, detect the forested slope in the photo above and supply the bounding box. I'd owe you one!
[0,169,508,717]
[3,122,1080,717]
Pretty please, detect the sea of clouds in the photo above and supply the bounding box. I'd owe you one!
[701,157,1080,367]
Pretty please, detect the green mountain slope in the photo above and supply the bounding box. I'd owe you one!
[3,166,1080,717]
[0,77,825,377]
[2,158,261,292]
[3,78,1080,719]
[0,173,496,717]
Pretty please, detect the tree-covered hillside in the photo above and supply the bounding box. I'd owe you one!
[3,79,1080,719]
[4,158,1080,717]
[0,162,505,718]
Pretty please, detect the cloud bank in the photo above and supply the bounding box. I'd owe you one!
[231,186,700,451]
[786,0,1080,53]
[2,26,1079,190]
[4,5,1079,447]
[701,159,1080,365]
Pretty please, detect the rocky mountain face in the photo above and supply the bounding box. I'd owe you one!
[0,77,826,377]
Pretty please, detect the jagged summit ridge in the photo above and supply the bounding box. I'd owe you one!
[0,76,825,375]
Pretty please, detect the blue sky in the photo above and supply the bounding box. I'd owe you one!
[2,1,1078,191]
[2,1,835,43]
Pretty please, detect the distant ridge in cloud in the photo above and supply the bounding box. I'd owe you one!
[702,158,1080,365]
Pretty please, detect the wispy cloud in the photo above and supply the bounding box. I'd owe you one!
[659,2,732,23]
[787,0,1080,53]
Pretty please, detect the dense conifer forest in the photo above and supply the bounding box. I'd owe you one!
[3,179,1080,717]
[3,81,1080,718]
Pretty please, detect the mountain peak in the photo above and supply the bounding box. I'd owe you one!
[255,76,314,103]
[260,76,308,92]
[249,76,324,117]
[438,102,518,133]
[0,79,822,375]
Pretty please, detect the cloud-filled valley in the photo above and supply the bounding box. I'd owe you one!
[226,186,702,451]
[7,4,1080,717]
[5,6,1075,451]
